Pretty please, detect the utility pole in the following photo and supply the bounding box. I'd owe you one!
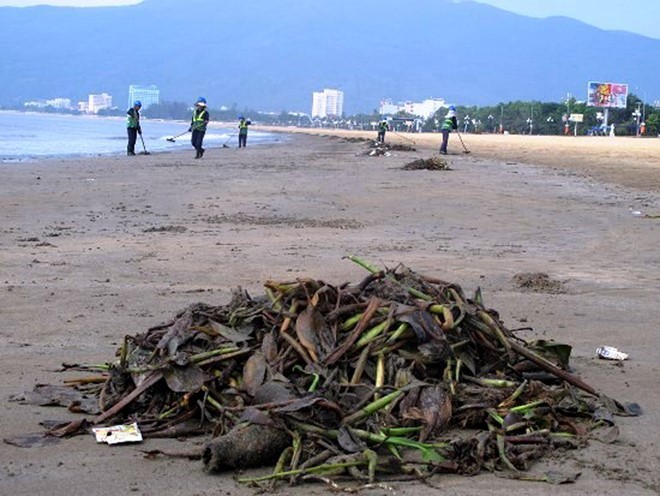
[631,103,641,136]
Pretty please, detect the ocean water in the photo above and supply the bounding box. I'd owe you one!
[0,112,280,162]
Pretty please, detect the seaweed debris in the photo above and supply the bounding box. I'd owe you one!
[12,257,640,488]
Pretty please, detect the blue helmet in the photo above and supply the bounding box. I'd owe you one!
[133,100,142,107]
[239,115,244,120]
[449,105,456,111]
[196,97,207,105]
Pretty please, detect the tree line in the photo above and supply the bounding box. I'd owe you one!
[431,94,658,136]
[5,94,658,136]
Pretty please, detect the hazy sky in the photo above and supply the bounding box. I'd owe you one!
[0,0,657,39]
[472,0,659,39]
[0,0,140,6]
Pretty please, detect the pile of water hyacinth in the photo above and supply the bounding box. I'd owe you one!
[16,257,640,488]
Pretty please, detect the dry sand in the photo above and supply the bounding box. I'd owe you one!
[1,131,658,495]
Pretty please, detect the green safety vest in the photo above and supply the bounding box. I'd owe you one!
[441,116,455,131]
[126,108,140,129]
[379,122,387,131]
[239,119,249,134]
[191,108,209,131]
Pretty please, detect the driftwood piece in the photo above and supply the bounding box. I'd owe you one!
[203,423,291,473]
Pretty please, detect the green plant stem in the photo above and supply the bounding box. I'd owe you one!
[386,322,409,343]
[510,400,546,414]
[342,389,404,426]
[355,320,389,349]
[464,377,518,388]
[238,460,365,483]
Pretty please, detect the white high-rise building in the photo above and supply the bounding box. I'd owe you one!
[87,93,113,113]
[412,98,446,119]
[128,85,160,109]
[312,92,327,118]
[379,97,446,119]
[311,88,344,118]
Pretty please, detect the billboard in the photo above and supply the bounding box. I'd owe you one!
[587,82,628,108]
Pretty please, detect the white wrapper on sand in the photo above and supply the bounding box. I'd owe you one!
[93,422,143,445]
[596,346,629,361]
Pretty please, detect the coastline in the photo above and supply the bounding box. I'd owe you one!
[0,108,244,128]
[0,112,277,163]
[1,133,658,495]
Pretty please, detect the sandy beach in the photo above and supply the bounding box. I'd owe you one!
[1,131,658,495]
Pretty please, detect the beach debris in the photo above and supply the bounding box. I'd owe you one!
[93,422,143,445]
[401,157,451,171]
[142,225,188,233]
[361,141,416,157]
[596,346,629,361]
[11,257,640,486]
[512,272,565,294]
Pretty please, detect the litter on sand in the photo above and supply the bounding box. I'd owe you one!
[596,346,629,361]
[93,422,143,445]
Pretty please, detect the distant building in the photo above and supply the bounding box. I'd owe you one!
[46,98,72,110]
[24,97,73,110]
[312,88,344,118]
[378,100,400,115]
[24,100,48,109]
[87,93,113,113]
[128,84,160,109]
[379,97,446,119]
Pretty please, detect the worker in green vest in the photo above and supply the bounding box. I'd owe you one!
[377,119,389,143]
[238,116,251,148]
[126,100,142,156]
[439,106,458,155]
[189,97,210,158]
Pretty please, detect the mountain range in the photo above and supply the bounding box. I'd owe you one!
[1,0,658,113]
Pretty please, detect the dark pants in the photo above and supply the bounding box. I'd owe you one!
[238,133,247,148]
[191,130,206,157]
[440,130,450,154]
[127,127,138,155]
[377,131,385,143]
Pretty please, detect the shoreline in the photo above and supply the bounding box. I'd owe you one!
[0,112,279,164]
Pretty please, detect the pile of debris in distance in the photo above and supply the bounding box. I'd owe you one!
[362,141,416,156]
[401,157,451,171]
[13,257,640,489]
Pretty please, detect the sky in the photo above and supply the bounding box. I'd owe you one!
[0,0,658,40]
[472,0,660,40]
[0,0,140,6]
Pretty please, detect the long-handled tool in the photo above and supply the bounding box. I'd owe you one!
[138,133,151,155]
[455,130,471,154]
[392,130,416,145]
[222,131,238,148]
[166,130,190,143]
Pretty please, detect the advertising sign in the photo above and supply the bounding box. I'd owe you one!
[587,82,628,108]
[569,114,584,123]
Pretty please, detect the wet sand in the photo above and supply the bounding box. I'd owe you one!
[1,133,658,495]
